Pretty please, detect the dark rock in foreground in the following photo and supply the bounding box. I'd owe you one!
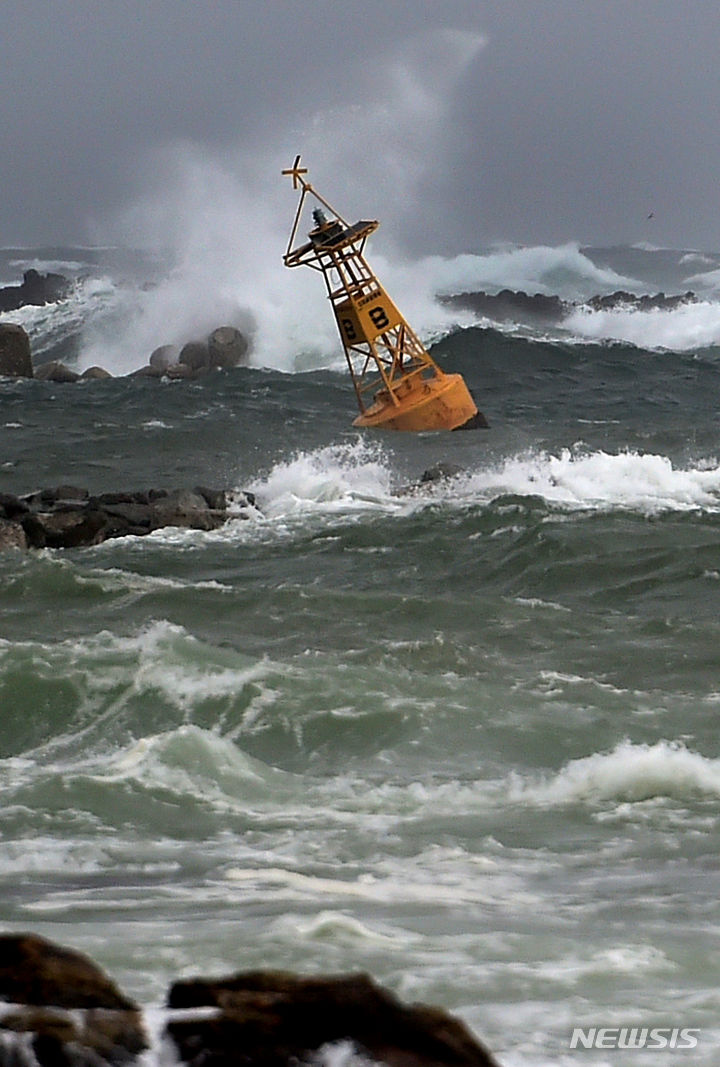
[0,933,136,1010]
[0,269,72,314]
[168,970,498,1067]
[0,934,500,1067]
[0,933,147,1067]
[0,323,34,378]
[0,485,257,550]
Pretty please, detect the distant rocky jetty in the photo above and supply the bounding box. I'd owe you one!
[0,322,251,382]
[441,287,698,324]
[0,267,251,380]
[0,932,499,1067]
[0,269,72,313]
[0,484,257,550]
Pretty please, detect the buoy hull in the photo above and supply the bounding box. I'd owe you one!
[353,373,481,431]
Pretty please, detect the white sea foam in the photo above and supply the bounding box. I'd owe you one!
[220,444,720,530]
[563,299,720,350]
[425,242,639,302]
[515,740,720,806]
[453,448,720,513]
[249,439,396,519]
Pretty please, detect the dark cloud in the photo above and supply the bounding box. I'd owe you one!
[2,0,720,251]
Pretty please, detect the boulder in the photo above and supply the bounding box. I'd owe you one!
[208,326,249,368]
[0,934,147,1067]
[0,323,33,378]
[149,344,179,372]
[152,488,224,531]
[167,971,498,1067]
[165,363,194,379]
[129,363,164,379]
[0,933,136,1010]
[179,341,210,373]
[81,366,113,380]
[33,361,80,383]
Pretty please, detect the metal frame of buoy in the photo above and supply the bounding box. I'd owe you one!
[282,157,487,431]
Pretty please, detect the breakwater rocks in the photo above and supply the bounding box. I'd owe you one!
[0,269,251,380]
[0,323,251,382]
[0,485,257,550]
[0,933,499,1067]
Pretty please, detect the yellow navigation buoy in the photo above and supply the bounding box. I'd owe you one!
[282,157,488,431]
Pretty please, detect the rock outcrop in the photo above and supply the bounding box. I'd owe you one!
[0,485,257,550]
[0,933,147,1067]
[441,287,698,324]
[0,934,500,1067]
[0,323,33,378]
[0,269,72,313]
[168,970,498,1067]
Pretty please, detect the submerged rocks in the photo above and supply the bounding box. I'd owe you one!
[0,324,33,378]
[0,484,257,550]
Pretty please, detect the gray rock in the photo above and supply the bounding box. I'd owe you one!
[208,325,249,368]
[129,364,164,379]
[152,488,223,531]
[80,366,113,380]
[179,341,210,372]
[420,462,464,483]
[164,363,194,380]
[149,344,179,371]
[33,361,80,383]
[0,323,33,378]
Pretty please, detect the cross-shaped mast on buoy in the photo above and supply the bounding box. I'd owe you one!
[282,157,486,431]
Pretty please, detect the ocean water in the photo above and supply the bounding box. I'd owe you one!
[2,238,720,1066]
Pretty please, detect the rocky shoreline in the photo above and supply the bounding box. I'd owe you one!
[0,933,499,1067]
[0,485,257,550]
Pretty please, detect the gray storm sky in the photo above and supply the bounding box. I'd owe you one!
[2,0,720,254]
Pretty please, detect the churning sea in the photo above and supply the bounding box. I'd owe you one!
[2,237,720,1066]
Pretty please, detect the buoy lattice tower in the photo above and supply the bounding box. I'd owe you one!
[282,156,486,431]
